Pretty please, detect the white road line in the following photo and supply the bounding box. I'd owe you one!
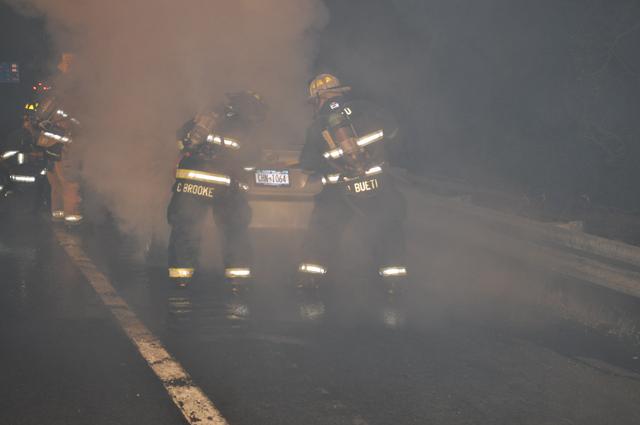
[54,228,229,425]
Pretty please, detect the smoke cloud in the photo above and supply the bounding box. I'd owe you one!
[7,0,328,238]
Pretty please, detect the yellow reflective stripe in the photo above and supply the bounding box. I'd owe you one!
[225,268,251,278]
[365,165,383,175]
[169,268,194,278]
[299,263,327,275]
[43,132,71,143]
[64,215,83,222]
[321,130,384,160]
[223,138,240,149]
[206,134,241,150]
[379,266,407,277]
[323,148,344,159]
[10,175,36,183]
[175,169,231,186]
[322,173,341,185]
[356,129,384,147]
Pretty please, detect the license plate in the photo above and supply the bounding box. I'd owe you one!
[255,169,290,187]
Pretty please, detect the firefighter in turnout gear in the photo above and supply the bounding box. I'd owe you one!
[0,111,47,212]
[167,91,266,288]
[35,53,83,225]
[298,74,408,294]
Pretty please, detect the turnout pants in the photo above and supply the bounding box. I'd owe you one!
[167,175,252,280]
[300,175,407,278]
[47,146,82,222]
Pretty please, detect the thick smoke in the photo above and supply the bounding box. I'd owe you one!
[8,0,328,237]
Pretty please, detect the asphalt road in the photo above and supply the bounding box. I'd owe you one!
[2,205,640,425]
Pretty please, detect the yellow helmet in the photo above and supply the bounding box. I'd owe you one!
[24,102,39,111]
[308,73,351,99]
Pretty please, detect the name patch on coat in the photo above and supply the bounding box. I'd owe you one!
[175,182,215,198]
[345,177,381,196]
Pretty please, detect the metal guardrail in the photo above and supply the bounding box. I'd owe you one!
[394,169,640,298]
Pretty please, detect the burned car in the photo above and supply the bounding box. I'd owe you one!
[243,147,322,229]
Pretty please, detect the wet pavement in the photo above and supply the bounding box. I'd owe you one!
[2,211,640,425]
[0,217,184,425]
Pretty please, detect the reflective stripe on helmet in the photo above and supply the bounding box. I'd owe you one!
[175,169,231,186]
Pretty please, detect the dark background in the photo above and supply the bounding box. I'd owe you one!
[2,0,639,213]
[316,0,640,215]
[0,2,50,133]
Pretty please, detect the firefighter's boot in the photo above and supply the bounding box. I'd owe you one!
[296,262,328,291]
[379,266,408,297]
[222,268,252,321]
[224,267,253,295]
[168,267,195,289]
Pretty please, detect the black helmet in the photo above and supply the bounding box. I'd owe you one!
[35,95,59,123]
[224,90,267,125]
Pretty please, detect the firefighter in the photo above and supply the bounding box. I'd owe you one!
[35,52,83,225]
[297,74,408,294]
[167,91,266,289]
[0,110,47,212]
[3,111,39,159]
